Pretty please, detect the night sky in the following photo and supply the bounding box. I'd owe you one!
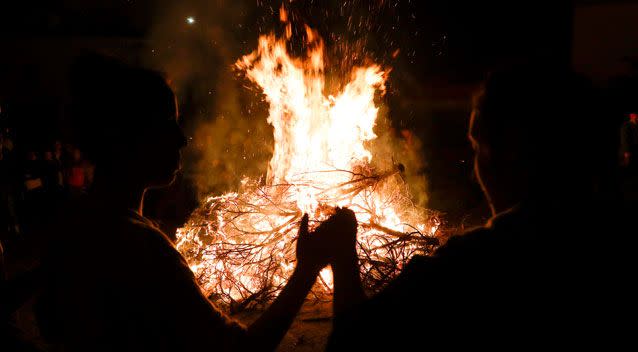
[1,0,637,219]
[0,0,574,73]
[0,0,577,135]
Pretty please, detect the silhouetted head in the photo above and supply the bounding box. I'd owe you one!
[69,54,186,190]
[470,66,603,215]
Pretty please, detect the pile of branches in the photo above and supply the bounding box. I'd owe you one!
[176,165,441,312]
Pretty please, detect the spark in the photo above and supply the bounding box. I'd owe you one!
[177,23,441,310]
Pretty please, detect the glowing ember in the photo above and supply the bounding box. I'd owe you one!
[176,16,440,309]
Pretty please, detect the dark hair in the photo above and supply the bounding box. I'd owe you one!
[471,65,613,190]
[474,67,596,158]
[68,54,176,163]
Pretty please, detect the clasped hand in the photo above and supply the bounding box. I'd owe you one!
[295,208,358,275]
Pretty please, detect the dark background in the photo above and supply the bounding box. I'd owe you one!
[1,0,637,226]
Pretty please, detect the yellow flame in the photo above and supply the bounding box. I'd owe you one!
[177,24,439,306]
[236,31,387,215]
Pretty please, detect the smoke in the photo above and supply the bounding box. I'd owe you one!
[144,0,429,207]
[145,0,274,196]
[366,106,429,208]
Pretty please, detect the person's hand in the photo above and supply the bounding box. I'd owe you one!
[295,208,359,275]
[314,207,359,267]
[295,214,328,275]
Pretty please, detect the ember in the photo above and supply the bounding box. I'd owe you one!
[176,11,441,310]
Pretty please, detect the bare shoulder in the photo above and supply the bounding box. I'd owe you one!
[122,214,189,269]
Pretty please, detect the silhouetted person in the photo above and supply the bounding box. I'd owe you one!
[20,151,46,233]
[37,55,343,351]
[42,150,63,195]
[143,173,199,243]
[327,66,625,350]
[41,149,64,217]
[22,151,44,194]
[620,113,638,204]
[0,133,20,237]
[621,113,638,169]
[64,147,92,198]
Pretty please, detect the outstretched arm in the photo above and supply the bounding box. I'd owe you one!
[246,209,367,350]
[245,265,318,351]
[332,252,366,315]
[244,214,326,351]
[143,212,355,351]
[327,209,366,315]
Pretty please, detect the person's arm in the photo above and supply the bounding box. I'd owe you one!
[145,211,356,351]
[142,215,328,351]
[332,252,366,315]
[325,209,366,315]
[244,214,327,351]
[244,209,366,350]
[245,266,318,350]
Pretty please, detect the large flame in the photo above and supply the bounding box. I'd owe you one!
[236,26,387,216]
[177,16,439,308]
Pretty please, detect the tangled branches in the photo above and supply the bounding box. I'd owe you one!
[176,164,441,311]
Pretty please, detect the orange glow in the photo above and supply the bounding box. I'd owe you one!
[176,21,439,306]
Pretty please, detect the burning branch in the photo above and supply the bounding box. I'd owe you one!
[176,21,441,312]
[177,165,440,310]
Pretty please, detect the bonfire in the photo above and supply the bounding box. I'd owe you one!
[176,9,441,311]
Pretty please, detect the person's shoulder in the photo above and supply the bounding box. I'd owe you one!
[50,204,172,257]
[433,225,496,260]
[124,213,176,253]
[124,213,193,272]
[437,207,531,256]
[397,254,433,278]
[391,225,496,280]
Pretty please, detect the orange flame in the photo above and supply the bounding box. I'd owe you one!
[235,30,388,215]
[177,23,439,307]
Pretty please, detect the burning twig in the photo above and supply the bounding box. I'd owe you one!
[177,166,440,311]
[176,23,442,312]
